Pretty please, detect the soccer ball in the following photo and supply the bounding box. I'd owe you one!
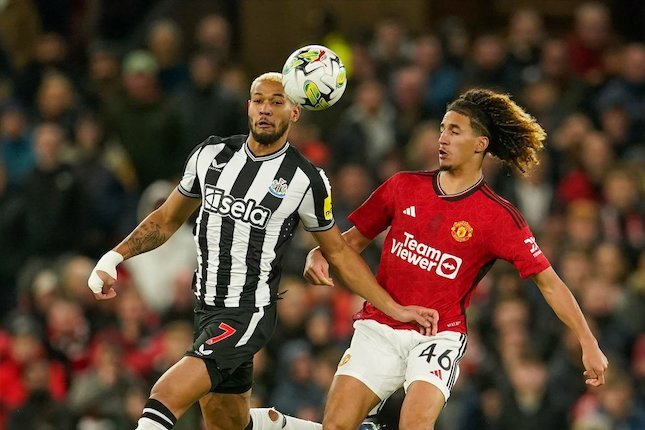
[281,44,347,111]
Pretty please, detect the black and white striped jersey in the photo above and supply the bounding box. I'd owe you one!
[178,135,334,308]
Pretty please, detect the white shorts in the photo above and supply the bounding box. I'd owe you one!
[335,320,467,410]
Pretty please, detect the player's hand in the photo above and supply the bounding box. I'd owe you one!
[304,248,333,286]
[88,251,124,300]
[391,305,439,336]
[581,342,609,386]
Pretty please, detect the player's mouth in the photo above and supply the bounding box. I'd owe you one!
[439,149,448,159]
[256,119,273,129]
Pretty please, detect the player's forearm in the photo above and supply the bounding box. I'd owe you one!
[313,227,370,255]
[324,245,399,317]
[341,227,371,253]
[539,278,597,346]
[114,211,180,260]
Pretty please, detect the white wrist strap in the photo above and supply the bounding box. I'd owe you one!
[87,251,124,293]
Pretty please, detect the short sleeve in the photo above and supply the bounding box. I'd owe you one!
[493,223,551,278]
[178,144,203,198]
[347,174,396,239]
[299,168,335,231]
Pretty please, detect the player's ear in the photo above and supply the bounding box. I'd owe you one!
[290,103,301,122]
[475,136,489,153]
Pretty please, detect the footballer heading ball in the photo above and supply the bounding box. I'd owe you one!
[281,44,347,111]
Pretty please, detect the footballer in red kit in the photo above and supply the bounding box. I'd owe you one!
[349,170,550,334]
[300,88,608,430]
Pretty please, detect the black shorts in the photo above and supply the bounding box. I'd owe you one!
[185,302,277,394]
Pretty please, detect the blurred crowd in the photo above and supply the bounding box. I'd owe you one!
[0,1,644,429]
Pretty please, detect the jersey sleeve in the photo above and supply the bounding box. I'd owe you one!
[178,143,204,198]
[299,168,335,232]
[491,219,551,278]
[347,174,396,239]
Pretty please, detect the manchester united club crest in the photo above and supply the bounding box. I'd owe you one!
[451,221,473,242]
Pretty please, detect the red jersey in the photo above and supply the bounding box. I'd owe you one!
[348,171,550,334]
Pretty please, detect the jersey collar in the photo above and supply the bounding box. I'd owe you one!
[244,139,290,162]
[433,170,485,201]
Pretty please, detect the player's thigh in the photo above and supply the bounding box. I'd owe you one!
[189,305,276,393]
[323,375,381,430]
[325,321,409,429]
[405,332,467,401]
[399,381,445,430]
[401,331,467,429]
[150,356,212,417]
[333,321,408,402]
[200,390,252,430]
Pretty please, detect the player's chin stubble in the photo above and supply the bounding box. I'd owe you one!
[250,120,289,146]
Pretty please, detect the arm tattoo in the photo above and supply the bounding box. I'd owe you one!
[126,221,167,256]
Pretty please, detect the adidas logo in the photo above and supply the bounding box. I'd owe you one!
[430,369,443,379]
[403,206,416,217]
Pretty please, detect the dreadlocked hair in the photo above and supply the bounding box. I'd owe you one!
[447,88,546,174]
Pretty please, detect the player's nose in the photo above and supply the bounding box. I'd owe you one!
[438,129,450,144]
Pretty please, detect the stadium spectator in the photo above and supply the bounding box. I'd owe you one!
[172,51,247,149]
[20,122,87,258]
[0,315,67,428]
[411,35,460,120]
[594,43,645,145]
[146,19,190,94]
[5,358,73,430]
[0,102,34,190]
[506,8,545,81]
[536,38,589,118]
[101,50,185,189]
[567,1,615,85]
[331,79,396,172]
[461,34,518,94]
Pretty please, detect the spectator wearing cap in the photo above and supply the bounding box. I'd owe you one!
[101,49,185,190]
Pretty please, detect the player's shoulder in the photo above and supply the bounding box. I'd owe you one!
[385,169,437,186]
[286,145,328,180]
[186,134,246,156]
[393,169,437,179]
[207,134,246,149]
[476,183,528,229]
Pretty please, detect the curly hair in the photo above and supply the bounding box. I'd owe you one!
[447,88,546,173]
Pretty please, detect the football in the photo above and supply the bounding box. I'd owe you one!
[281,44,347,111]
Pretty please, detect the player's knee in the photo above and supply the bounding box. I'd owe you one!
[148,381,193,417]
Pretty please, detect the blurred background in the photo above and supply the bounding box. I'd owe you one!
[0,0,643,429]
